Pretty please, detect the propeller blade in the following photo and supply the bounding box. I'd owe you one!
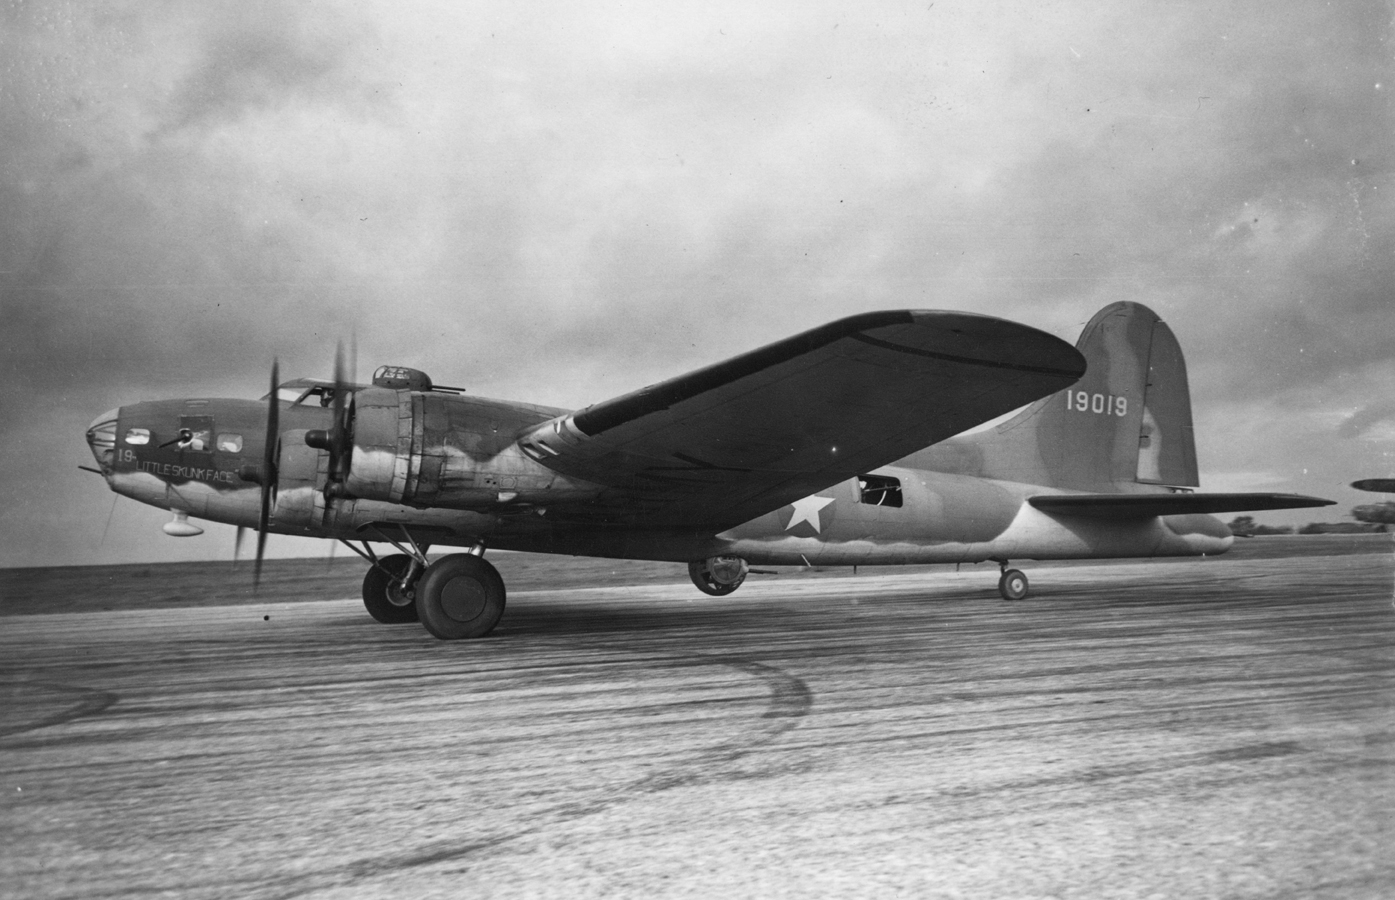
[256,358,279,590]
[330,341,351,482]
[234,526,245,567]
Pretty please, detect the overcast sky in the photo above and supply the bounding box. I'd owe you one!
[2,1,1392,568]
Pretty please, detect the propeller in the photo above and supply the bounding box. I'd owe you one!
[255,358,280,589]
[328,341,352,489]
[306,340,356,501]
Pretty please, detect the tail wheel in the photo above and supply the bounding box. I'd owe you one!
[417,555,506,640]
[998,568,1029,601]
[362,554,420,624]
[688,556,749,596]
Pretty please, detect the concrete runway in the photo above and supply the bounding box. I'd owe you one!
[3,549,1393,899]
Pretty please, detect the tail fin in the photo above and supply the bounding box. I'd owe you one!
[917,302,1199,491]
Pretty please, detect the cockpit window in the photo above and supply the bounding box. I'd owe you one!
[297,385,341,407]
[263,379,359,406]
[125,428,151,445]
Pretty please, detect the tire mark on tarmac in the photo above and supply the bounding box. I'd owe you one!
[268,652,812,900]
[631,657,814,791]
[0,681,118,741]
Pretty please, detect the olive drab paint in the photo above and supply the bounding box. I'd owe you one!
[85,303,1333,640]
[1133,313,1198,487]
[911,302,1199,492]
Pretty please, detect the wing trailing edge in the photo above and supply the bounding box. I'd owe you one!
[520,309,1087,531]
[1028,492,1334,520]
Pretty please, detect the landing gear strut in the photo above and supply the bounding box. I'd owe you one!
[344,532,432,626]
[361,553,421,624]
[345,533,506,639]
[997,563,1029,601]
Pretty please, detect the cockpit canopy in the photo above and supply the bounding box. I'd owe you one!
[263,368,462,405]
[264,379,363,407]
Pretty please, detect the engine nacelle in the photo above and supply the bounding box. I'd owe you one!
[345,387,413,502]
[340,387,559,509]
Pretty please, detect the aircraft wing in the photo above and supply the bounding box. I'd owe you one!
[521,310,1085,531]
[1028,492,1334,520]
[1352,479,1395,493]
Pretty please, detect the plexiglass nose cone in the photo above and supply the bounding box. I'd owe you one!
[86,408,120,468]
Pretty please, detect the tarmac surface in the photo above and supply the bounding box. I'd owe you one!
[2,540,1393,898]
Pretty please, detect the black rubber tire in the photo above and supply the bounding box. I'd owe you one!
[362,554,420,623]
[687,557,748,596]
[999,568,1029,601]
[417,555,506,640]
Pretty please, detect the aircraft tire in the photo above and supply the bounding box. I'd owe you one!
[417,554,506,640]
[362,554,420,624]
[998,568,1029,601]
[688,556,749,596]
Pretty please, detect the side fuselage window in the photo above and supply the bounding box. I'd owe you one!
[177,416,214,453]
[858,474,903,508]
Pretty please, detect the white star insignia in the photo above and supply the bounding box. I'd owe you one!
[786,495,836,533]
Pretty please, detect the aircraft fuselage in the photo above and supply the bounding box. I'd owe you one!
[88,392,1231,564]
[85,304,1336,639]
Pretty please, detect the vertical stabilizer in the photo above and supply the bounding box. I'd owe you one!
[912,302,1199,491]
[1133,315,1198,486]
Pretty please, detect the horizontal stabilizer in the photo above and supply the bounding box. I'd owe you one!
[1352,479,1395,493]
[1029,492,1334,520]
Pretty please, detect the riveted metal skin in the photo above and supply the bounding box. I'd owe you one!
[86,304,1334,631]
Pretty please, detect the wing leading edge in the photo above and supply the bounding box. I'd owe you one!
[1029,492,1334,520]
[522,310,1086,531]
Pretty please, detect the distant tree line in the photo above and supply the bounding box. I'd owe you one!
[1226,516,1294,536]
[1351,501,1395,525]
[1226,504,1395,537]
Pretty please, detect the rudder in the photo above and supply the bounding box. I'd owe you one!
[1131,310,1198,487]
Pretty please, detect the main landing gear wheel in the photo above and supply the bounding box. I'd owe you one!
[688,556,749,596]
[417,554,506,640]
[998,567,1029,601]
[362,554,420,624]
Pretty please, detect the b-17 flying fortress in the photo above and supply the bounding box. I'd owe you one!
[85,302,1333,639]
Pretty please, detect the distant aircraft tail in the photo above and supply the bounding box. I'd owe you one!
[916,302,1200,491]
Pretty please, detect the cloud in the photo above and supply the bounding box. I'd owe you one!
[1340,401,1395,440]
[157,7,369,135]
[3,0,1393,564]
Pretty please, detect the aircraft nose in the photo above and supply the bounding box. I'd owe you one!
[86,408,120,469]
